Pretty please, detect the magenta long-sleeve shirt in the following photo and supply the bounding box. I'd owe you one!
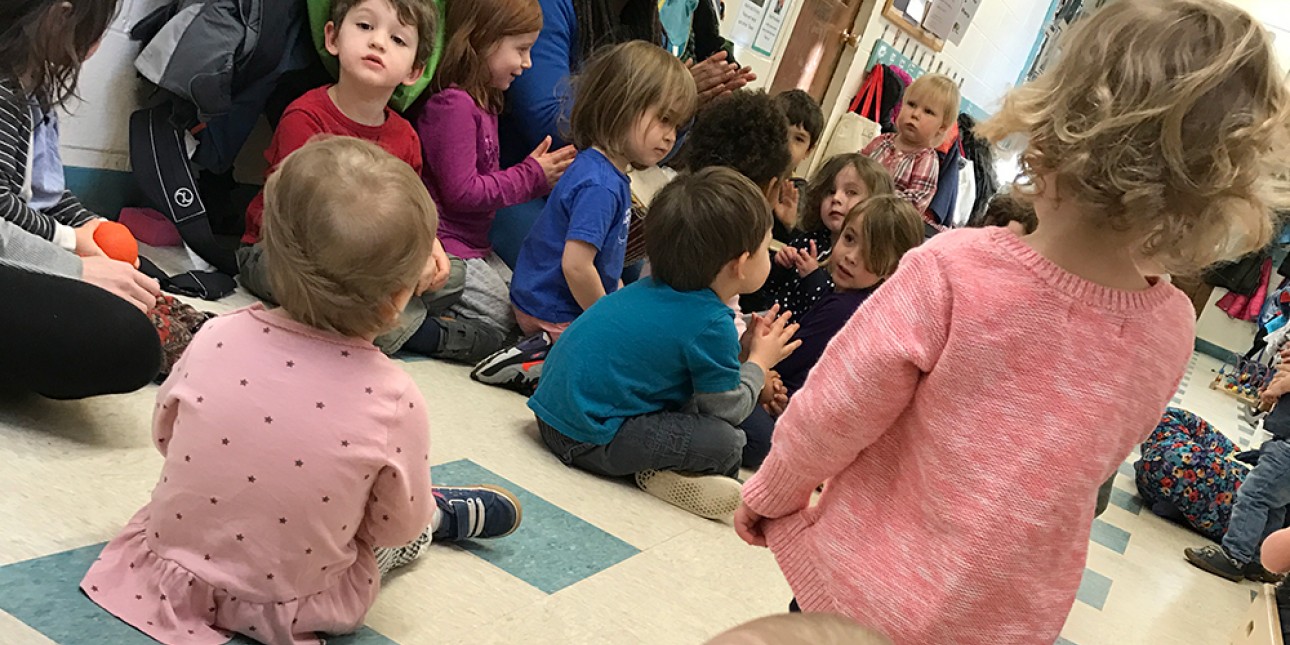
[414,87,550,259]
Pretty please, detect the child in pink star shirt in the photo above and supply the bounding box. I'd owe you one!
[82,138,523,645]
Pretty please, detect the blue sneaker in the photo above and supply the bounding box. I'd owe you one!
[470,332,551,395]
[432,485,523,541]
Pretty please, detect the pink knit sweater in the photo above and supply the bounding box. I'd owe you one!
[742,228,1194,645]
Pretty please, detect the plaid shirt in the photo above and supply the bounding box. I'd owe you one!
[862,133,940,225]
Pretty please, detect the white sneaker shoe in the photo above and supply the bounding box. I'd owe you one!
[634,470,742,520]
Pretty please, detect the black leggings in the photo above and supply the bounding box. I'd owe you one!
[0,264,160,399]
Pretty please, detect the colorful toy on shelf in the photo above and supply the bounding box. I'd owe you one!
[93,220,139,265]
[1211,355,1276,409]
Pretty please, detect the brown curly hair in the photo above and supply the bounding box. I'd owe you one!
[978,0,1290,274]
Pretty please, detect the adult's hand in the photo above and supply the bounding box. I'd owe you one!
[687,51,756,107]
[81,256,161,312]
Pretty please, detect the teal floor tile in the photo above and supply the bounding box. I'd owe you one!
[1077,568,1112,610]
[0,544,394,645]
[1056,638,1078,645]
[1118,462,1135,478]
[1109,487,1143,515]
[432,459,639,594]
[1090,519,1130,555]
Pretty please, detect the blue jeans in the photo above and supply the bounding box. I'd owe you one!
[1224,439,1290,563]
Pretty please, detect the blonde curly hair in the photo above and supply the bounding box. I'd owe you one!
[978,0,1290,274]
[261,136,438,338]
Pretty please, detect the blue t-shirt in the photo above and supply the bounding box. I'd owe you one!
[529,278,742,445]
[510,148,632,324]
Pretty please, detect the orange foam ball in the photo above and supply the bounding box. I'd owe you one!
[93,220,139,265]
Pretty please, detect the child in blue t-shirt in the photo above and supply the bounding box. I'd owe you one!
[529,167,801,519]
[472,41,697,394]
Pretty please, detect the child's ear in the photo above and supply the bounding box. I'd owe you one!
[729,251,752,279]
[403,63,426,87]
[324,21,341,57]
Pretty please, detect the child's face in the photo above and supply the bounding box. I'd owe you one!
[325,0,423,91]
[896,94,949,149]
[625,107,678,168]
[786,124,813,170]
[831,220,881,291]
[486,32,539,91]
[820,164,869,234]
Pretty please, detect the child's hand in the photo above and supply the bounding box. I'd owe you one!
[772,180,799,230]
[794,240,819,277]
[775,245,799,269]
[734,502,767,547]
[74,220,106,258]
[748,306,802,370]
[761,370,789,417]
[530,136,577,187]
[416,239,452,295]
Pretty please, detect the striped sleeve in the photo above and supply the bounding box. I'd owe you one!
[0,79,81,240]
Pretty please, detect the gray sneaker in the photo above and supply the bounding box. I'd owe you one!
[1184,544,1245,581]
[433,317,507,364]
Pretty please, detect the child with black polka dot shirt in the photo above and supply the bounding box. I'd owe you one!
[81,138,522,645]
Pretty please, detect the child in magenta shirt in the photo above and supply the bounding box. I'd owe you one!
[413,0,575,362]
[736,1,1290,643]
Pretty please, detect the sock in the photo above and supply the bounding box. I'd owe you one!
[402,318,445,356]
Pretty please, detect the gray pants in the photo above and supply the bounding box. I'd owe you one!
[236,243,466,354]
[449,254,516,334]
[1095,475,1114,518]
[538,413,744,479]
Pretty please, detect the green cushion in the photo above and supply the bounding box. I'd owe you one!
[306,0,445,112]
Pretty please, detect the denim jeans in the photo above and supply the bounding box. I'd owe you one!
[1224,439,1290,563]
[537,414,744,479]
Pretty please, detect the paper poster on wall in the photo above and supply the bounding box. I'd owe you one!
[921,0,963,41]
[730,0,770,50]
[947,0,981,44]
[751,0,791,55]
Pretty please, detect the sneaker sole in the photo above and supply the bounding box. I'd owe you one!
[442,484,524,538]
[1184,550,1245,582]
[635,470,742,520]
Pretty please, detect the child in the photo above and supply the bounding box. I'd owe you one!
[472,41,697,393]
[235,0,468,361]
[1186,342,1290,583]
[678,89,795,242]
[772,196,922,398]
[81,138,522,645]
[735,1,1290,643]
[977,192,1038,235]
[0,0,116,256]
[413,0,577,363]
[860,73,959,231]
[743,154,895,316]
[530,167,799,519]
[772,89,825,240]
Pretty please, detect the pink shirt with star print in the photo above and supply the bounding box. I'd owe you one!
[81,304,434,645]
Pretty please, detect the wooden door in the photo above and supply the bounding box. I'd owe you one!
[768,0,868,100]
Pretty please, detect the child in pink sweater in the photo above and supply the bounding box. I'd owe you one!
[82,138,522,645]
[735,1,1290,644]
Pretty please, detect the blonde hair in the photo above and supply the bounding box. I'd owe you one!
[835,195,924,279]
[569,40,697,162]
[801,153,896,233]
[261,136,438,338]
[905,74,960,127]
[706,613,893,645]
[979,0,1290,274]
